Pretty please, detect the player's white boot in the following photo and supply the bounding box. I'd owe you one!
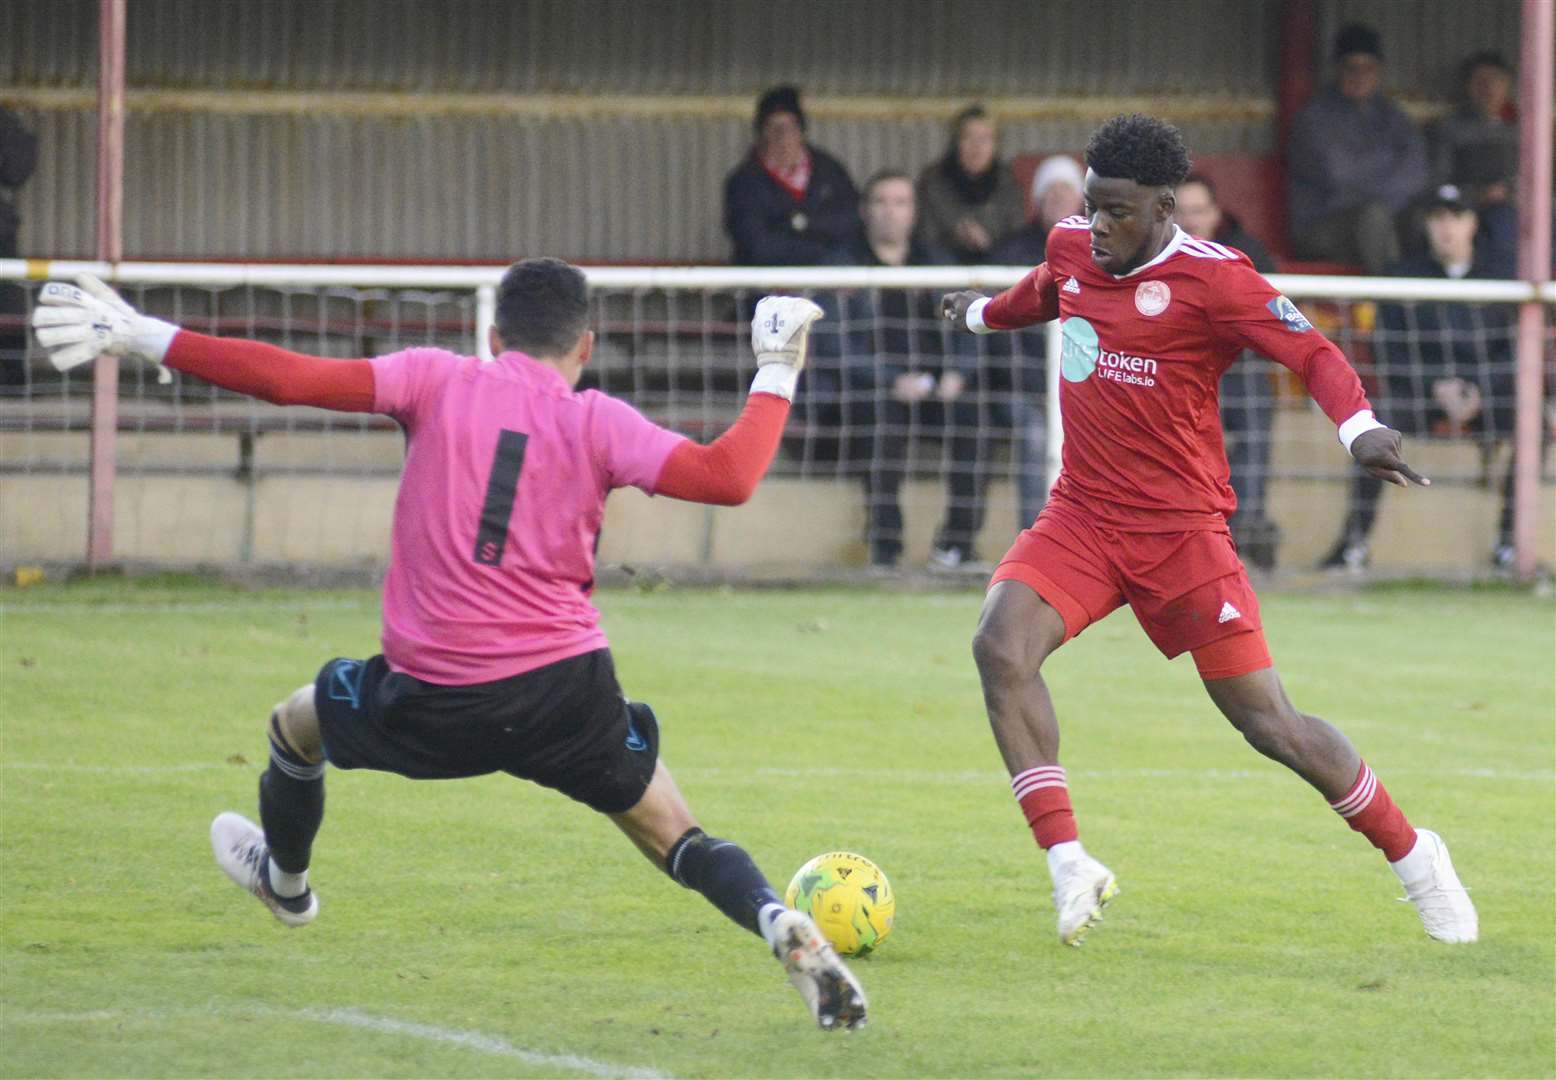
[210,811,318,928]
[1391,829,1477,943]
[1049,842,1118,946]
[767,908,868,1031]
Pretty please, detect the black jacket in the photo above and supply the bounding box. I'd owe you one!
[810,235,969,390]
[1376,248,1516,438]
[723,147,859,266]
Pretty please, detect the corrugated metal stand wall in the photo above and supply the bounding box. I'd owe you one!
[2,0,1525,262]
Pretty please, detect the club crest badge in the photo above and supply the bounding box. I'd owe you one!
[1134,280,1171,316]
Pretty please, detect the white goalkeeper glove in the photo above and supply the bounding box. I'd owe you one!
[30,274,180,384]
[749,295,823,400]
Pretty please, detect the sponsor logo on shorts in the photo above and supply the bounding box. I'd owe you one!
[624,716,648,751]
[1060,317,1160,388]
[1134,280,1171,316]
[1217,601,1243,624]
[1267,295,1314,332]
[327,659,365,709]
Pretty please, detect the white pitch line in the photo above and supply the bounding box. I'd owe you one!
[3,1005,674,1080]
[2,761,1550,782]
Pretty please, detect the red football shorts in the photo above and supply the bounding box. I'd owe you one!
[990,499,1272,680]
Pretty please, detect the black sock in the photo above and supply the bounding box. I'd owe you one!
[258,735,325,878]
[665,828,782,937]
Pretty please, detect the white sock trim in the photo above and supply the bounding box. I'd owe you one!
[1011,765,1067,801]
[1387,830,1430,885]
[1329,763,1378,819]
[756,901,788,948]
[1046,840,1086,878]
[267,857,308,899]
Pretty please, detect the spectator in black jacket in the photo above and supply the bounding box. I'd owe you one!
[1319,185,1522,571]
[1175,173,1283,570]
[0,106,39,390]
[808,170,970,569]
[723,86,858,266]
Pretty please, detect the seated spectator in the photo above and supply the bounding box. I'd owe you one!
[1319,186,1521,571]
[1431,50,1520,269]
[724,85,858,266]
[989,154,1085,266]
[1287,23,1428,273]
[0,106,38,391]
[1174,173,1283,571]
[915,105,1026,265]
[808,170,973,570]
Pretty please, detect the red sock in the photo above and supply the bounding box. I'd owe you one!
[1329,760,1416,862]
[1011,765,1078,849]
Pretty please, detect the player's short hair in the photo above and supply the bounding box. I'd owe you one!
[1085,114,1192,189]
[861,169,913,201]
[495,257,589,357]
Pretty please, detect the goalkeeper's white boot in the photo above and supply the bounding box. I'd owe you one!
[1049,843,1118,947]
[767,909,868,1031]
[210,812,318,928]
[1391,829,1477,943]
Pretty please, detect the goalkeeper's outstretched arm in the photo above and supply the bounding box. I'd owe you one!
[30,274,376,411]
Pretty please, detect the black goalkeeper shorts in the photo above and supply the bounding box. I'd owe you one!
[313,648,660,814]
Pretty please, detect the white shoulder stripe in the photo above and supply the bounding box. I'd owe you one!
[1180,238,1234,260]
[1055,215,1090,230]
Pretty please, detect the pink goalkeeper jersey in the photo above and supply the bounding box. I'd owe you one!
[370,347,687,685]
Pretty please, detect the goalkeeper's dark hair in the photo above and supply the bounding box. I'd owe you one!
[495,257,590,357]
[1085,114,1192,189]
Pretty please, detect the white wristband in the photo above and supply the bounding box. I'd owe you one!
[966,297,994,334]
[133,318,181,363]
[1338,409,1387,455]
[749,365,799,401]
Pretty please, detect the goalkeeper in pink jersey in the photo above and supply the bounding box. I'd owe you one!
[941,115,1477,948]
[30,260,867,1031]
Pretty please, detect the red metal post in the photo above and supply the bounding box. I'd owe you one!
[88,0,126,570]
[1276,0,1318,249]
[1513,0,1553,582]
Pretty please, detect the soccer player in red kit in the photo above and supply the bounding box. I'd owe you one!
[31,262,868,1030]
[941,115,1477,947]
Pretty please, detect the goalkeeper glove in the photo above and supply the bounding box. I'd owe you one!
[748,295,823,400]
[30,274,180,384]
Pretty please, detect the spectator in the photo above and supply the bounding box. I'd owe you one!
[1431,50,1520,269]
[809,170,970,570]
[1319,186,1521,571]
[723,86,858,266]
[1174,173,1283,571]
[1287,23,1428,273]
[989,154,1085,265]
[0,106,38,390]
[915,105,1026,265]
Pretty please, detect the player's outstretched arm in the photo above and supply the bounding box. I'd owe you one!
[30,274,375,411]
[941,262,1060,335]
[653,296,822,506]
[1350,427,1431,489]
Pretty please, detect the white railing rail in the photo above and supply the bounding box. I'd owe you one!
[1,258,1550,303]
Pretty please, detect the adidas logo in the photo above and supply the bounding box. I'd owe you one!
[1217,601,1242,624]
[1062,276,1081,294]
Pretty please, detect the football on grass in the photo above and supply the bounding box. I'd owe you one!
[784,851,895,957]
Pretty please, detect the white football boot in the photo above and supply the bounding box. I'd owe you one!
[768,909,868,1031]
[1050,847,1119,947]
[1391,829,1478,943]
[210,811,318,928]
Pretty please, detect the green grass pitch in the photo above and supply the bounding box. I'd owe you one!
[2,578,1552,1078]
